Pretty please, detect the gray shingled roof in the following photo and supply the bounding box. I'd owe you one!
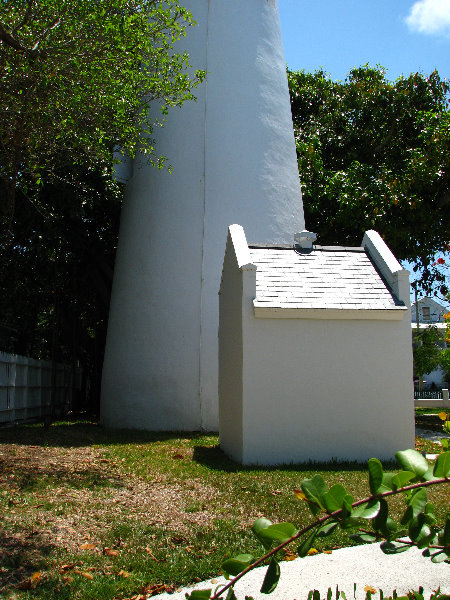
[249,245,405,310]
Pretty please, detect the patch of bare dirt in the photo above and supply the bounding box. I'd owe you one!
[0,443,218,559]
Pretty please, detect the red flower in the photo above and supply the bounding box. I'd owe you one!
[437,257,445,265]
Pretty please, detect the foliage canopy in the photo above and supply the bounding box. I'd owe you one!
[0,0,204,222]
[0,0,204,407]
[288,65,449,294]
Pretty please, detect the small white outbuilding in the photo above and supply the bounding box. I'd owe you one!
[218,224,414,465]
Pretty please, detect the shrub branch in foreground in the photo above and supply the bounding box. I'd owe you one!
[186,449,450,600]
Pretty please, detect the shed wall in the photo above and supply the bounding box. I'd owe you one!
[218,242,245,462]
[240,315,414,465]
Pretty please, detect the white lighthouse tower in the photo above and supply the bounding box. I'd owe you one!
[101,0,305,431]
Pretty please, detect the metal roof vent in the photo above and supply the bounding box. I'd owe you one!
[294,230,317,250]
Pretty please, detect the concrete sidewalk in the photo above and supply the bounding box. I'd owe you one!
[154,544,449,600]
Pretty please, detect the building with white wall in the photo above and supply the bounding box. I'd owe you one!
[101,0,304,431]
[411,297,448,324]
[219,225,414,465]
[411,297,448,389]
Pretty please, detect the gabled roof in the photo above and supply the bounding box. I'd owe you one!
[411,296,448,311]
[249,244,406,314]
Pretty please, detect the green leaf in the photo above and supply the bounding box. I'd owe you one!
[441,516,450,546]
[395,450,429,479]
[186,590,212,599]
[422,465,439,482]
[409,514,431,547]
[301,475,328,515]
[433,451,450,478]
[379,472,395,493]
[423,502,437,527]
[431,550,448,563]
[259,523,298,544]
[222,554,254,579]
[380,541,411,554]
[342,494,354,515]
[351,499,380,520]
[392,470,416,491]
[225,588,238,600]
[401,488,428,525]
[298,529,318,558]
[323,484,348,513]
[349,533,377,544]
[252,518,273,550]
[260,558,280,594]
[316,521,339,538]
[368,458,384,494]
[374,499,397,538]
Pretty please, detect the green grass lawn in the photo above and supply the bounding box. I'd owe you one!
[0,419,447,600]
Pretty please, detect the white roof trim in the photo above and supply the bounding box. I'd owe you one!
[254,304,408,320]
[229,224,256,271]
[361,230,410,306]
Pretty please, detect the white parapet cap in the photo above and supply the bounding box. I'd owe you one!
[361,230,410,307]
[229,224,256,271]
[294,230,317,249]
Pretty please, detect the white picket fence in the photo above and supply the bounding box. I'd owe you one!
[414,389,450,410]
[0,351,77,424]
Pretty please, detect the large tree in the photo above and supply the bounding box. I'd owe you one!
[0,0,204,225]
[0,0,204,411]
[288,66,449,295]
[0,162,122,411]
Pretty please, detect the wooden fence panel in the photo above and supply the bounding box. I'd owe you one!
[0,351,78,424]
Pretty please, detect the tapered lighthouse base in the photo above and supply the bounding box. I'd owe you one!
[101,0,304,431]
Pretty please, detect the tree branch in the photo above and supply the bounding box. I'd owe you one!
[0,22,29,53]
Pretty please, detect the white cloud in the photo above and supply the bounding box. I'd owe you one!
[406,0,450,35]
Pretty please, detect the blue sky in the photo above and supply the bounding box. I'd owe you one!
[278,0,450,82]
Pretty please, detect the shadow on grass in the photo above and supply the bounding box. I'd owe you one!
[0,450,125,490]
[191,444,378,474]
[0,421,209,448]
[0,532,55,592]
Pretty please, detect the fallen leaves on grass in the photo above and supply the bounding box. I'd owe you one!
[140,583,179,596]
[145,547,159,561]
[282,550,297,562]
[74,569,94,579]
[104,547,120,557]
[117,569,130,578]
[80,542,97,550]
[17,571,42,590]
